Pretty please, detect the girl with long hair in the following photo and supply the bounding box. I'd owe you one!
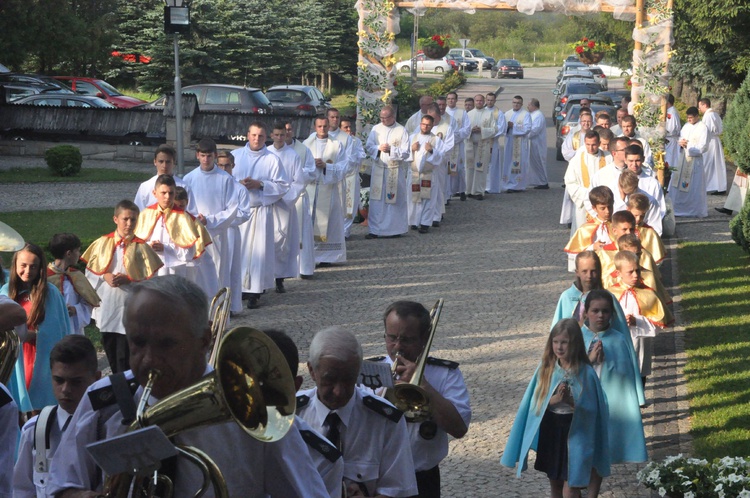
[1,243,70,411]
[502,319,610,497]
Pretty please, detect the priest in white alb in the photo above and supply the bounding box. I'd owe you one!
[669,106,708,218]
[427,102,454,226]
[285,122,318,278]
[267,122,304,293]
[341,116,366,238]
[364,105,412,239]
[326,109,360,240]
[405,95,433,135]
[665,94,682,174]
[527,98,548,189]
[485,92,507,194]
[465,94,496,200]
[698,98,727,194]
[408,115,445,233]
[231,121,290,309]
[303,116,348,263]
[501,95,532,193]
[445,91,471,201]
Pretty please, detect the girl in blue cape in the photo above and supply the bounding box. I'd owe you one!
[582,289,648,464]
[1,243,71,412]
[552,250,645,406]
[501,319,610,497]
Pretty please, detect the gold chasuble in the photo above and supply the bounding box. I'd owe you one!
[135,204,210,258]
[46,265,101,307]
[608,282,674,327]
[303,136,340,242]
[81,232,163,281]
[564,220,611,254]
[370,125,407,205]
[635,225,666,264]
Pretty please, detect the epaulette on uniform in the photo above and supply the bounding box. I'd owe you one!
[0,388,11,408]
[363,395,403,422]
[296,394,310,414]
[299,429,342,463]
[88,378,139,411]
[365,355,386,362]
[426,356,459,369]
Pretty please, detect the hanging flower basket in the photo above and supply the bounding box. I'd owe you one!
[569,38,615,65]
[420,35,451,60]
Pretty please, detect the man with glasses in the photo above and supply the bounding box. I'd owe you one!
[364,105,412,238]
[369,301,471,497]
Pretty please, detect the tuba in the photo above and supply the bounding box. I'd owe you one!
[103,326,296,498]
[0,328,20,385]
[384,299,443,424]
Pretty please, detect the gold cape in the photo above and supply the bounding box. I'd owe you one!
[81,232,164,282]
[636,225,666,264]
[135,204,210,259]
[599,246,671,306]
[564,220,610,254]
[608,281,674,327]
[46,264,101,307]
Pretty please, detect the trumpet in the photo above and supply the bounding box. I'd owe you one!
[384,299,444,424]
[102,327,296,498]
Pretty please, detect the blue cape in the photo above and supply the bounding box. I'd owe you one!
[552,284,645,406]
[582,325,648,464]
[501,362,610,487]
[1,282,71,411]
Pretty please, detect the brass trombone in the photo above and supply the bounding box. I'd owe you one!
[102,327,296,498]
[0,329,20,385]
[384,299,444,423]
[208,287,231,367]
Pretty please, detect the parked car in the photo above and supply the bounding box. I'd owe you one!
[448,48,494,69]
[565,55,580,63]
[0,83,70,103]
[52,76,146,108]
[586,66,608,90]
[13,94,114,107]
[597,89,631,111]
[395,54,452,73]
[142,84,273,114]
[444,54,477,72]
[0,73,74,93]
[557,61,587,81]
[0,63,9,73]
[494,59,524,79]
[595,61,632,78]
[556,103,616,160]
[553,80,603,110]
[554,94,613,126]
[265,85,330,116]
[556,71,596,90]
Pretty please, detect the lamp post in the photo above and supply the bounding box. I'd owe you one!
[164,0,189,176]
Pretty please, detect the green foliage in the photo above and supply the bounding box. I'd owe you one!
[724,70,750,175]
[730,195,750,254]
[425,70,466,98]
[393,70,465,122]
[44,146,82,177]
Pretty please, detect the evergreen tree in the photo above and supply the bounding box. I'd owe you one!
[724,70,750,175]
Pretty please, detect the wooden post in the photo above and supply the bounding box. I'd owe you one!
[632,0,645,108]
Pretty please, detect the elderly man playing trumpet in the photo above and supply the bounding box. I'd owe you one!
[47,275,328,498]
[370,301,471,498]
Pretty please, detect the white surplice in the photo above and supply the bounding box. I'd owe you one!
[501,108,532,191]
[430,115,455,221]
[290,139,317,276]
[665,105,682,172]
[227,182,251,313]
[701,108,727,192]
[669,121,708,217]
[445,106,471,196]
[303,136,348,263]
[134,174,192,212]
[231,145,289,294]
[465,108,496,196]
[267,144,303,279]
[485,106,507,193]
[407,131,444,227]
[527,109,548,187]
[365,122,412,236]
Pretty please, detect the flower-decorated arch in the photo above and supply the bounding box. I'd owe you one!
[356,0,675,178]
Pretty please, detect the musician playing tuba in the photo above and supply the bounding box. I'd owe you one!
[46,275,329,498]
[368,301,471,498]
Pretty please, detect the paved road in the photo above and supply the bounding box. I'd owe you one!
[3,67,730,496]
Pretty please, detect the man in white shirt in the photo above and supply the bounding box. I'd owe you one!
[527,98,549,189]
[297,327,418,498]
[14,336,101,498]
[364,105,412,238]
[232,122,291,309]
[47,275,330,498]
[698,98,728,194]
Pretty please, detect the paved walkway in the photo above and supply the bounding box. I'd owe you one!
[1,73,739,495]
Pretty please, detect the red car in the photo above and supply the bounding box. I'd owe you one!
[52,76,146,108]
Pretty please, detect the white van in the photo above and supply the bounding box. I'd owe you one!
[448,48,495,69]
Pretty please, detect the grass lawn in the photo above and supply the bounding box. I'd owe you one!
[679,241,750,459]
[0,168,151,184]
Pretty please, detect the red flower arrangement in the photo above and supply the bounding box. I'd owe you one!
[420,34,451,59]
[569,37,615,64]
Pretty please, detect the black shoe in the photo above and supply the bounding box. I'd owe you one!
[317,262,332,268]
[247,295,260,309]
[475,194,484,200]
[467,194,476,199]
[710,190,727,196]
[446,199,450,206]
[275,278,286,294]
[411,225,418,231]
[567,223,572,229]
[418,225,429,234]
[534,184,550,190]
[365,233,379,239]
[300,274,313,280]
[241,292,251,301]
[432,221,440,228]
[715,207,733,215]
[460,193,466,201]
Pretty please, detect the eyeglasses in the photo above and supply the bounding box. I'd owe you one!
[384,333,419,346]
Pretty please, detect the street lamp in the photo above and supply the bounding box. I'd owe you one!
[164,0,189,176]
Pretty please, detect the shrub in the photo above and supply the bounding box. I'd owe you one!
[730,194,750,254]
[394,69,467,123]
[45,145,82,177]
[724,70,750,175]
